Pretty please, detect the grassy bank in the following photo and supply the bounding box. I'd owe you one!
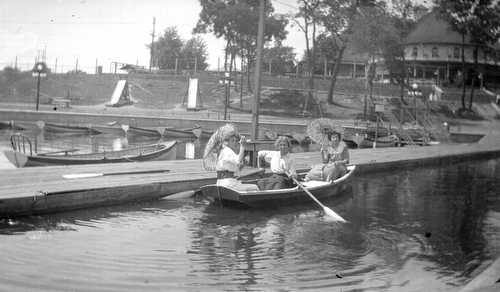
[0,72,493,122]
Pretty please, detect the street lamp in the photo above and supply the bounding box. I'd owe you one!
[408,83,423,122]
[219,72,232,120]
[32,62,47,111]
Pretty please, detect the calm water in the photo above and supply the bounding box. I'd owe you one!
[0,129,500,291]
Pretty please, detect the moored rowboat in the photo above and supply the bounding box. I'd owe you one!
[200,165,355,208]
[4,133,177,167]
[44,122,99,134]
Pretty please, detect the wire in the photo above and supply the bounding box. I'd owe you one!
[272,0,299,11]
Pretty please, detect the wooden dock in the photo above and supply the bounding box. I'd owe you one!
[1,133,500,218]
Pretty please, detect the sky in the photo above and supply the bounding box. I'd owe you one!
[1,0,431,74]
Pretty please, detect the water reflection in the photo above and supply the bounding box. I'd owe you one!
[0,159,499,290]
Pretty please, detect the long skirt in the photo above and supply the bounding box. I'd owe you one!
[306,163,347,182]
[217,178,260,191]
[257,173,294,190]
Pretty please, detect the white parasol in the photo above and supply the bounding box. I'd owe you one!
[203,123,238,171]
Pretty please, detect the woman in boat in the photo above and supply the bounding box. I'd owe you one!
[256,136,297,190]
[305,131,349,182]
[216,132,260,191]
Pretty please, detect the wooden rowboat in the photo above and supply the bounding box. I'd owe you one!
[358,135,398,148]
[89,122,127,136]
[200,165,355,208]
[44,122,99,134]
[126,126,166,137]
[4,133,177,168]
[9,120,45,131]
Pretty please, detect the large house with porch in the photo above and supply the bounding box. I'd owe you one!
[402,6,500,89]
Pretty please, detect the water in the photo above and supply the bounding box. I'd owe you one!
[1,129,499,291]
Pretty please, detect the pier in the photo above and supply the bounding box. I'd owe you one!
[1,132,499,219]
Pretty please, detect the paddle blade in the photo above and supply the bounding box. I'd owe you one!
[323,207,347,223]
[63,173,104,179]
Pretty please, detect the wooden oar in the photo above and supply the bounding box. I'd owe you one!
[63,169,170,179]
[291,177,347,222]
[237,169,264,180]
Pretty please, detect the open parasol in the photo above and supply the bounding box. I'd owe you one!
[306,118,345,144]
[203,123,238,171]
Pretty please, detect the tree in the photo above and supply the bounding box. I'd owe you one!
[313,0,377,106]
[194,0,287,91]
[292,0,325,101]
[182,36,209,70]
[263,45,296,75]
[349,1,393,118]
[150,26,184,70]
[434,0,500,111]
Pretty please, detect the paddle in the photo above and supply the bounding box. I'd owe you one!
[63,169,170,179]
[237,169,264,181]
[290,176,347,223]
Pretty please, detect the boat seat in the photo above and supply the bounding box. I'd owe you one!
[301,181,331,188]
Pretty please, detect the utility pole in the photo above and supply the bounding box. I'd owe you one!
[149,16,155,74]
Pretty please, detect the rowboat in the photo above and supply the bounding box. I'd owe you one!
[4,133,178,168]
[200,165,356,208]
[44,122,99,134]
[358,135,398,148]
[126,126,165,137]
[9,120,45,131]
[163,126,200,139]
[89,122,127,136]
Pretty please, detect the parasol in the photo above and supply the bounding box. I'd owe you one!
[203,123,238,171]
[306,118,345,144]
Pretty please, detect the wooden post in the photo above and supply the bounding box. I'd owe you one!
[251,0,266,140]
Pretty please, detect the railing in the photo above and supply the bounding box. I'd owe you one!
[10,133,33,156]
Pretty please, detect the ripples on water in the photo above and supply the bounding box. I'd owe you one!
[1,129,500,291]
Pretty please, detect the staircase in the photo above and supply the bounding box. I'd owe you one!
[366,85,453,145]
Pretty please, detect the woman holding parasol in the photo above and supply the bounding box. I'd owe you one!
[304,118,350,182]
[203,124,259,191]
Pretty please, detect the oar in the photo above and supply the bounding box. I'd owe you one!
[291,177,347,222]
[63,169,170,179]
[237,169,264,180]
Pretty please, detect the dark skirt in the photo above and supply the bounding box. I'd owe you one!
[257,173,294,190]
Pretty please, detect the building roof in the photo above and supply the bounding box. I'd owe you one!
[405,11,473,46]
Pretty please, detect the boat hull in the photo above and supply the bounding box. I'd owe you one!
[200,165,355,208]
[44,122,98,134]
[4,141,177,167]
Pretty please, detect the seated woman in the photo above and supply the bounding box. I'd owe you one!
[305,131,349,182]
[216,132,260,191]
[256,136,297,190]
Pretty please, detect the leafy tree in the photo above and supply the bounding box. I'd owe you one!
[384,0,415,85]
[194,0,288,91]
[292,0,325,101]
[313,0,377,106]
[263,45,296,75]
[151,26,184,70]
[434,0,500,111]
[1,66,21,85]
[349,1,393,117]
[182,36,209,70]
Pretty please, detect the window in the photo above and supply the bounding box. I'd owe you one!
[413,47,418,57]
[453,47,460,58]
[432,47,439,57]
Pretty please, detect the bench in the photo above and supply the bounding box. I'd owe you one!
[50,98,71,107]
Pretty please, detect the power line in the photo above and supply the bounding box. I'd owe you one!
[272,0,299,10]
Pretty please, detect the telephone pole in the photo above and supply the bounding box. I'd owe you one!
[149,16,156,74]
